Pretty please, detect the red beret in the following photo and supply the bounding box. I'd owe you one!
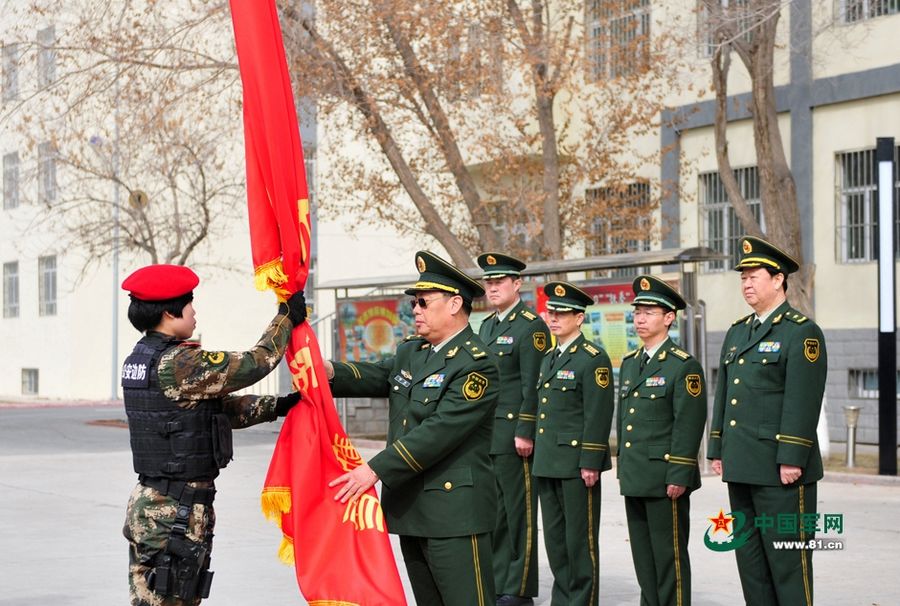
[121,265,199,301]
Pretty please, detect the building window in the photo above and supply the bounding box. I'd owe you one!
[697,0,754,58]
[3,261,19,318]
[839,0,900,24]
[699,166,763,272]
[37,26,56,89]
[586,181,652,277]
[38,141,57,205]
[2,43,19,102]
[22,368,39,395]
[835,146,900,263]
[849,369,900,398]
[587,0,651,82]
[39,255,57,316]
[3,151,19,210]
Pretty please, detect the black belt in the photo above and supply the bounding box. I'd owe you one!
[139,475,216,506]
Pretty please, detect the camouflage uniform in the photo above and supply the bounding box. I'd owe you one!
[123,312,292,606]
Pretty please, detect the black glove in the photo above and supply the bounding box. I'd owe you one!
[280,290,307,325]
[275,392,302,417]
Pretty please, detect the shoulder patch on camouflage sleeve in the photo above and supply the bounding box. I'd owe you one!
[200,351,227,366]
[669,347,690,360]
[733,313,754,326]
[521,310,537,321]
[582,343,600,357]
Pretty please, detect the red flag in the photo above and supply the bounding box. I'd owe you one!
[229,2,407,604]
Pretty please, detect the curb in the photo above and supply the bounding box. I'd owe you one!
[823,470,900,486]
[0,399,123,409]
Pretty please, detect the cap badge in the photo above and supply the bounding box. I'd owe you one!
[742,239,752,254]
[640,278,651,291]
[416,256,427,273]
[486,255,497,265]
[554,284,566,297]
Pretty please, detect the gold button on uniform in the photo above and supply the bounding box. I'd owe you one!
[542,397,548,404]
[731,398,737,405]
[444,482,452,490]
[539,428,545,434]
[776,434,781,440]
[738,358,745,365]
[733,378,740,385]
[544,382,550,388]
[650,394,656,400]
[664,454,670,461]
[626,425,633,431]
[629,408,635,414]
[393,385,399,391]
[540,413,546,419]
[730,420,737,427]
[561,387,567,392]
[634,391,640,397]
[570,440,578,446]
[402,419,407,426]
[507,413,514,419]
[498,352,504,357]
[625,442,631,448]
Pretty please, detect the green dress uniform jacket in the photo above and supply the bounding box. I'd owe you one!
[331,325,499,537]
[617,338,707,497]
[533,334,615,477]
[533,334,614,606]
[479,300,549,453]
[478,300,547,599]
[707,301,827,485]
[706,300,827,606]
[617,338,707,606]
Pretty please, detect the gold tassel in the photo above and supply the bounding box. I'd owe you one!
[260,488,292,524]
[254,258,290,301]
[277,535,295,565]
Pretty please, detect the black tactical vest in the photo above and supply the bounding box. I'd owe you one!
[122,333,233,481]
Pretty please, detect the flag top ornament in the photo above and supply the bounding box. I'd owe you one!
[229,2,406,604]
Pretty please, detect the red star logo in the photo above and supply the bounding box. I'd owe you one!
[708,509,734,534]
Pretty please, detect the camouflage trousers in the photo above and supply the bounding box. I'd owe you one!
[123,482,216,606]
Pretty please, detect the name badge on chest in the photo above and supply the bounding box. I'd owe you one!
[556,370,575,380]
[423,374,445,388]
[645,376,666,387]
[496,336,514,345]
[757,341,781,353]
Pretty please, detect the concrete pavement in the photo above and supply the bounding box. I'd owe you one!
[1,404,898,605]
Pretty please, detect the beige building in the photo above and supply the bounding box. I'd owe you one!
[2,2,898,448]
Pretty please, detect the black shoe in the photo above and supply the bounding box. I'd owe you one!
[496,596,534,606]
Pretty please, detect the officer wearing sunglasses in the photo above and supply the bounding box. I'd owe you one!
[326,250,500,606]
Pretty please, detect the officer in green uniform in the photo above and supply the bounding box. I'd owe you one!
[533,282,614,606]
[477,253,548,606]
[617,275,707,606]
[119,264,305,606]
[707,236,827,606]
[326,251,499,606]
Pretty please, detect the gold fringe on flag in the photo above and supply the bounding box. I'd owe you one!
[261,487,292,524]
[254,258,291,301]
[278,534,295,565]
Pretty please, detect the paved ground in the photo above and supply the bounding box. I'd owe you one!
[1,403,898,605]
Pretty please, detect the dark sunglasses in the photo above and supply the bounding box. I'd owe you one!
[409,294,448,310]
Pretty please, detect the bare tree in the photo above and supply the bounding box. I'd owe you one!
[280,0,681,265]
[2,0,243,273]
[701,0,814,314]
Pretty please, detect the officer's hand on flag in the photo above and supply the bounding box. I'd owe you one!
[330,463,379,504]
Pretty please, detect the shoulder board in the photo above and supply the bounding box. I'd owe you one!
[733,313,754,326]
[669,346,690,360]
[405,334,425,342]
[545,347,556,357]
[784,311,809,324]
[621,348,639,360]
[462,340,488,359]
[521,309,537,321]
[582,343,600,357]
